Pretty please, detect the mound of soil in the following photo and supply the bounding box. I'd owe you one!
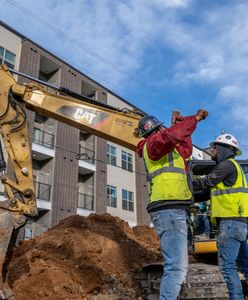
[8,213,161,300]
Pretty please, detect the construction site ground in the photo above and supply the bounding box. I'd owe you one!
[8,213,236,300]
[8,213,162,300]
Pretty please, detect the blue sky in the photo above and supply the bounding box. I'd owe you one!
[1,0,248,157]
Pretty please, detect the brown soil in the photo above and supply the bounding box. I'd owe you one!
[8,213,161,300]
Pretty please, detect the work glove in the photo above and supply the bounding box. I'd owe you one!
[171,111,184,124]
[196,109,208,121]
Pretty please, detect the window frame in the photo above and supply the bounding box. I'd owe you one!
[0,46,16,69]
[122,189,134,212]
[107,185,117,208]
[107,144,117,166]
[121,150,133,172]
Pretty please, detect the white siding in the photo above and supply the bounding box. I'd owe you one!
[0,25,22,70]
[106,93,137,225]
[107,142,137,224]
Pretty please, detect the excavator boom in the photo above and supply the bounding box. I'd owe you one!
[2,64,142,151]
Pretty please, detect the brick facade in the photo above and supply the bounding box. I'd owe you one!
[135,154,150,225]
[95,137,107,214]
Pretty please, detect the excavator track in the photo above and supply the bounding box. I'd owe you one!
[179,263,228,299]
[139,259,228,299]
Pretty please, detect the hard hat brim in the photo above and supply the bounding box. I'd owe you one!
[210,141,242,156]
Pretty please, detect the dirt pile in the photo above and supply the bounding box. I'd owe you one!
[8,213,161,300]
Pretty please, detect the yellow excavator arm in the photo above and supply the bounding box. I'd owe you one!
[0,63,142,224]
[0,64,143,299]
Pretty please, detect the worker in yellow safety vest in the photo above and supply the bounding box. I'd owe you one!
[194,133,248,299]
[136,109,208,300]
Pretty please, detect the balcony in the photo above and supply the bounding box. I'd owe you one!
[35,181,51,201]
[33,128,55,149]
[32,128,55,160]
[0,182,51,206]
[77,193,94,210]
[77,146,96,175]
[77,146,95,163]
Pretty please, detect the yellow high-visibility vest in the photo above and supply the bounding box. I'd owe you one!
[211,159,248,217]
[143,144,192,202]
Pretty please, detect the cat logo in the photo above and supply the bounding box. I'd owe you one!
[56,105,109,128]
[74,108,96,125]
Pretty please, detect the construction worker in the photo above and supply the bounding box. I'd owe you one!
[194,133,248,299]
[136,109,208,300]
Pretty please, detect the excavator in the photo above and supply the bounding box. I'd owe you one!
[0,63,143,299]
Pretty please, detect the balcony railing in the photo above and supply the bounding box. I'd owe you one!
[35,181,51,201]
[77,146,95,164]
[77,193,94,210]
[0,182,51,201]
[33,127,55,149]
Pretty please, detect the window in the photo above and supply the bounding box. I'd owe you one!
[122,189,134,212]
[107,185,117,208]
[0,46,16,69]
[0,47,4,64]
[121,151,133,172]
[107,144,117,166]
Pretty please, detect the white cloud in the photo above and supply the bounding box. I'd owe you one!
[151,0,192,8]
[0,0,194,86]
[173,55,225,85]
[2,0,248,89]
[218,84,248,122]
[218,85,243,102]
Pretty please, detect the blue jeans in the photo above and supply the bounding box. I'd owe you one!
[196,213,210,236]
[150,209,188,300]
[218,219,248,300]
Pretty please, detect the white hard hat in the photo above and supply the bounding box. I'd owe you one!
[211,133,242,156]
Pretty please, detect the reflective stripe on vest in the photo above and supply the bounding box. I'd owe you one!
[147,166,185,181]
[143,144,192,202]
[211,158,248,218]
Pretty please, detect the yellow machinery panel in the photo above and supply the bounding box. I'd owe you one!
[194,239,218,254]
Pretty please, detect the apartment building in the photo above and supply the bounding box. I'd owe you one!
[0,21,150,238]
